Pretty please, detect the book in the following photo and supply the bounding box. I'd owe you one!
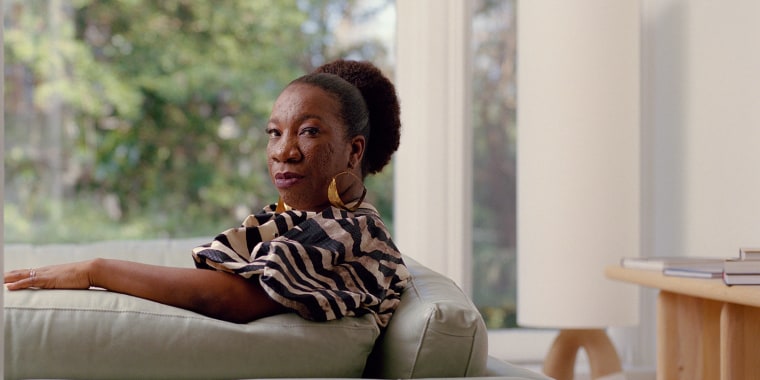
[621,254,760,281]
[720,250,760,285]
[739,247,760,261]
[663,266,723,279]
[620,257,725,272]
[723,259,760,275]
[723,272,760,286]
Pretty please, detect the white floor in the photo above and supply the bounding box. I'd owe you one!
[520,363,656,380]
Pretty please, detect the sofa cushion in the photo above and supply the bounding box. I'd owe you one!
[4,240,380,380]
[362,256,489,378]
[5,289,379,380]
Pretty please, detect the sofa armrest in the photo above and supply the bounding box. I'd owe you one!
[363,256,489,378]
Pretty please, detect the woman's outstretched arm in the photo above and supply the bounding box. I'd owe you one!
[4,259,287,324]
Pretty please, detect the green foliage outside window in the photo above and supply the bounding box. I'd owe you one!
[4,0,395,243]
[471,0,517,329]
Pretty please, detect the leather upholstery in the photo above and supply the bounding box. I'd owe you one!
[4,238,546,379]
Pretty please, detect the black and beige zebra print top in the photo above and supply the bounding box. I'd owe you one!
[191,203,410,328]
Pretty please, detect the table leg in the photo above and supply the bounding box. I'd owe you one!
[657,291,721,380]
[720,302,760,379]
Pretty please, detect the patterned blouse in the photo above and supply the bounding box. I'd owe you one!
[191,203,409,328]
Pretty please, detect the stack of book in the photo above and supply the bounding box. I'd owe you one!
[620,256,724,279]
[723,248,760,285]
[620,248,760,285]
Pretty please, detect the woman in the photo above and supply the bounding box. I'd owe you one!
[4,59,410,328]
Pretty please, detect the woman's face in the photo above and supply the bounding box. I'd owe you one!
[266,83,364,211]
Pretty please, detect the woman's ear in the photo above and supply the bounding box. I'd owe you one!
[348,135,366,169]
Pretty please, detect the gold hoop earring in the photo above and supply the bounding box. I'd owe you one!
[328,171,367,212]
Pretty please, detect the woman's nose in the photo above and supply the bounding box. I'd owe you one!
[271,134,302,163]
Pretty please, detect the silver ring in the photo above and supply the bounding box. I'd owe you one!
[29,269,36,280]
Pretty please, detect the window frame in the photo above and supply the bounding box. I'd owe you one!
[1,0,7,370]
[393,0,556,364]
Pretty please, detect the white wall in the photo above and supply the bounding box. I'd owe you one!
[634,0,760,369]
[642,0,760,259]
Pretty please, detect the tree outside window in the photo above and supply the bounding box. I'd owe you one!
[4,0,395,243]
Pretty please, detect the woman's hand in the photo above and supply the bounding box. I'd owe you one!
[4,260,96,290]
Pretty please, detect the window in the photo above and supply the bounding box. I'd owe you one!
[394,0,557,364]
[394,0,519,328]
[4,0,396,244]
[470,0,517,330]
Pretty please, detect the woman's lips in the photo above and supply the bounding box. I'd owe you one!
[274,172,304,188]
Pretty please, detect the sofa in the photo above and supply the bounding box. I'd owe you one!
[4,238,550,380]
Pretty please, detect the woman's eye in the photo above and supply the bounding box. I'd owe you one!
[300,127,319,136]
[265,128,280,137]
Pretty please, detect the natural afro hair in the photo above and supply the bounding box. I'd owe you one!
[309,59,401,176]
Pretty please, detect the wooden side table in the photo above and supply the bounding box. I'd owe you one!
[605,266,760,380]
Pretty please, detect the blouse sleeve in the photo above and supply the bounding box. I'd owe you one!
[192,206,409,328]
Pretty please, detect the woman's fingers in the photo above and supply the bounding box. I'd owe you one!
[4,268,39,289]
[4,268,38,283]
[4,262,93,290]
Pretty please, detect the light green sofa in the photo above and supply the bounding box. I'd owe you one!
[4,238,549,380]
